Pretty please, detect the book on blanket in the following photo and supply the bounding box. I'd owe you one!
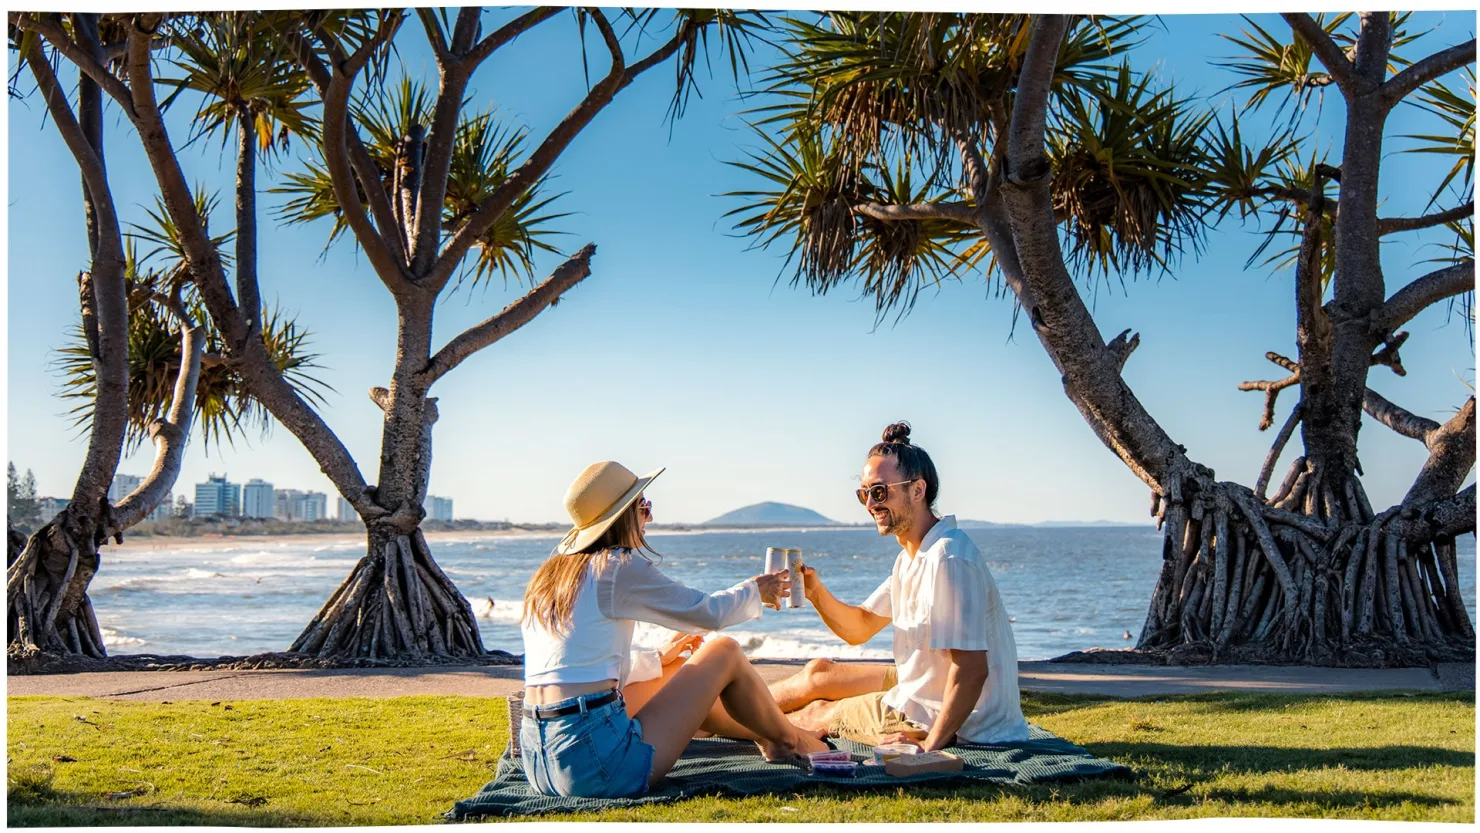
[885,751,964,777]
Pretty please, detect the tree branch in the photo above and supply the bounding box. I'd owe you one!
[1352,11,1392,87]
[109,323,204,531]
[423,10,626,293]
[29,35,131,515]
[1280,13,1356,92]
[853,201,977,224]
[1107,329,1140,373]
[1370,330,1409,377]
[1256,401,1303,500]
[1404,397,1476,507]
[420,244,597,385]
[1373,262,1475,333]
[11,13,136,116]
[995,15,1185,492]
[317,12,414,289]
[618,20,692,86]
[121,18,378,517]
[450,5,480,54]
[1363,387,1441,441]
[1239,352,1302,430]
[283,30,407,268]
[1378,201,1474,236]
[1382,38,1477,108]
[415,7,449,61]
[466,5,564,65]
[1006,14,1069,184]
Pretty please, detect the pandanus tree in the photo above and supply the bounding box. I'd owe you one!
[6,14,323,658]
[12,7,768,659]
[732,12,1475,665]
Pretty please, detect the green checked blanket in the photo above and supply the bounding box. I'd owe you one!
[449,708,1133,820]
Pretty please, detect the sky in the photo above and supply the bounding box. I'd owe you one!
[5,8,1477,526]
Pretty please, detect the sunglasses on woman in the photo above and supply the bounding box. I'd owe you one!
[855,479,917,505]
[637,497,653,518]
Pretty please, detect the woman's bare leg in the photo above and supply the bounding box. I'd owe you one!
[634,637,828,785]
[623,665,677,717]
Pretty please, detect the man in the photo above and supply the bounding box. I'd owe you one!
[769,421,1028,749]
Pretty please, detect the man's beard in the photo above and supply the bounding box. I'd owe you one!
[882,509,913,537]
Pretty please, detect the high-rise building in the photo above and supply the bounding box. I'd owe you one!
[337,496,357,522]
[193,474,241,518]
[173,494,193,518]
[107,473,143,503]
[145,490,172,522]
[275,489,327,521]
[274,489,301,521]
[37,497,69,524]
[425,495,454,522]
[242,479,275,519]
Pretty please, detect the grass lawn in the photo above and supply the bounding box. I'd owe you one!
[6,690,1473,825]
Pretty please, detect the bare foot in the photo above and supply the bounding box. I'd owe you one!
[757,728,830,762]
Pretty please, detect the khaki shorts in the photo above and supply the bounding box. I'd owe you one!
[825,666,924,746]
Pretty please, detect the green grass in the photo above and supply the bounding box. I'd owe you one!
[7,691,1474,825]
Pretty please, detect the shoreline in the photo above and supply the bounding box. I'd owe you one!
[101,524,870,553]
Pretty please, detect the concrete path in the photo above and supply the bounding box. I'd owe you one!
[7,660,1470,702]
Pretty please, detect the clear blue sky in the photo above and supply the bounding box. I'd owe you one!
[6,9,1476,525]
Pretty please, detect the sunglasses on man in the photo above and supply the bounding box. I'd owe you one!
[855,479,917,505]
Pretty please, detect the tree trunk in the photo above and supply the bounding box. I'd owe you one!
[8,517,109,658]
[290,526,483,658]
[1136,466,1474,665]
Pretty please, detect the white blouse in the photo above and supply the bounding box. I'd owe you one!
[522,549,761,687]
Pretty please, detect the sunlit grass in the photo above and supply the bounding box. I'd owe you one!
[6,691,1473,825]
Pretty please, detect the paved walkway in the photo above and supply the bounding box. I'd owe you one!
[7,660,1470,701]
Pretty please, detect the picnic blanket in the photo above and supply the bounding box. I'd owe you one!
[448,697,1133,819]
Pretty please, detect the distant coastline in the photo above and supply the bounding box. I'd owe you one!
[99,514,1149,551]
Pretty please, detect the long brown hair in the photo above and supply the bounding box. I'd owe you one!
[521,501,660,634]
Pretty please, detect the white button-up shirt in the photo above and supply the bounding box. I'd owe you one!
[523,549,761,687]
[862,515,1029,743]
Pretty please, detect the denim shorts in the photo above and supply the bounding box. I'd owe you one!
[520,691,656,798]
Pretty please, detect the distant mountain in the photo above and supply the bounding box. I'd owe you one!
[703,502,841,527]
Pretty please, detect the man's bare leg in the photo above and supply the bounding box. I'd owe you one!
[769,659,892,713]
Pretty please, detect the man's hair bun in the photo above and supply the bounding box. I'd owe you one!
[881,421,912,444]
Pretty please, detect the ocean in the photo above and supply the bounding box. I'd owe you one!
[92,526,1478,662]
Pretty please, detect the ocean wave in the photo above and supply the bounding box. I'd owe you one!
[722,630,890,660]
[100,627,147,648]
[466,596,524,624]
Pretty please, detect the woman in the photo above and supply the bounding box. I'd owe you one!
[520,461,827,798]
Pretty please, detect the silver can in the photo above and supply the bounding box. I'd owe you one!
[786,549,806,608]
[765,547,788,576]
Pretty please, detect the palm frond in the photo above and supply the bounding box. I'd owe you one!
[442,110,571,290]
[1046,63,1214,278]
[54,270,332,454]
[1214,13,1350,123]
[1398,66,1476,204]
[160,11,319,155]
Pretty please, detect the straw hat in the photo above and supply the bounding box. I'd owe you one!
[554,461,665,555]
